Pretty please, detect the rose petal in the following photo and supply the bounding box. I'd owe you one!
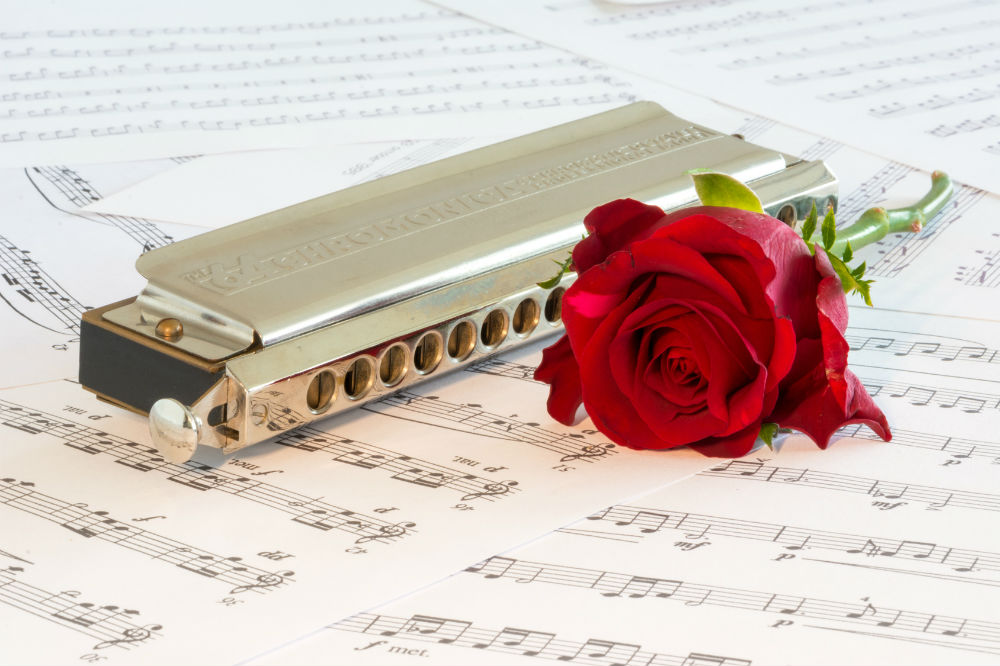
[773,367,891,448]
[534,335,584,426]
[688,421,763,458]
[656,206,822,337]
[573,199,669,273]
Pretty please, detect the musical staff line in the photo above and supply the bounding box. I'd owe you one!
[732,115,776,142]
[3,58,593,102]
[0,565,163,651]
[836,162,914,224]
[466,357,541,383]
[858,373,1000,413]
[847,329,1000,364]
[26,165,175,251]
[0,477,295,595]
[838,423,1000,463]
[868,184,987,280]
[581,504,999,580]
[365,391,617,463]
[767,40,1000,85]
[276,427,520,502]
[0,234,86,335]
[703,460,1000,513]
[0,399,416,546]
[1,9,640,146]
[955,233,1000,288]
[465,555,1000,655]
[332,611,752,666]
[797,137,843,163]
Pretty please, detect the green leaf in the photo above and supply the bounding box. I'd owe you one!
[821,207,836,250]
[759,422,779,450]
[689,171,764,213]
[801,201,818,242]
[851,261,867,279]
[825,249,874,305]
[537,254,573,289]
[854,278,874,306]
[841,241,853,263]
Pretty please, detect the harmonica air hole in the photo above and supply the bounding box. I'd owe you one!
[447,321,476,361]
[207,403,228,426]
[414,332,443,374]
[512,298,540,336]
[544,288,565,324]
[306,370,337,413]
[379,344,409,387]
[480,310,508,349]
[344,357,375,400]
[777,204,796,227]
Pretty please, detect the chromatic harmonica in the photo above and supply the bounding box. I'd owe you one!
[80,102,837,464]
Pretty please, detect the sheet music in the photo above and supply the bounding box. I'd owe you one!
[170,78,997,666]
[249,397,1000,665]
[0,162,210,388]
[0,0,640,165]
[3,9,1000,661]
[0,357,717,666]
[437,0,1000,194]
[79,138,488,228]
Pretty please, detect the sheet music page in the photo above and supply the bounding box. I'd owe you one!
[437,0,1000,194]
[78,139,490,228]
[3,25,999,663]
[248,302,1000,665]
[249,433,1000,666]
[0,162,211,387]
[1,0,640,165]
[0,352,717,665]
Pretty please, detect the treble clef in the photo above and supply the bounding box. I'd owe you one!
[560,443,615,462]
[460,480,519,501]
[93,623,162,650]
[229,570,295,594]
[354,521,416,545]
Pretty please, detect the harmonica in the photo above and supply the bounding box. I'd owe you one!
[80,102,837,464]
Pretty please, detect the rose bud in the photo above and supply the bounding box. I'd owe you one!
[535,199,890,457]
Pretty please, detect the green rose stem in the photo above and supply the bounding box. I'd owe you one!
[818,171,953,255]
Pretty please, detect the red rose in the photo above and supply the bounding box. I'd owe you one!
[535,199,890,457]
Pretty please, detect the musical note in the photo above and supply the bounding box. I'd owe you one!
[556,638,640,664]
[0,399,412,545]
[460,480,518,501]
[229,571,295,595]
[461,553,1000,652]
[0,234,85,335]
[575,501,1000,583]
[366,391,618,462]
[0,477,295,594]
[92,624,163,650]
[703,462,1000,513]
[277,426,519,501]
[0,568,163,651]
[0,17,644,156]
[334,611,753,665]
[354,521,417,545]
[25,166,174,250]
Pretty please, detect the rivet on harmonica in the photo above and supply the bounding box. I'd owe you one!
[79,102,837,464]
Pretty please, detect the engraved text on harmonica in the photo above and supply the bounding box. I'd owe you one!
[180,126,717,296]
